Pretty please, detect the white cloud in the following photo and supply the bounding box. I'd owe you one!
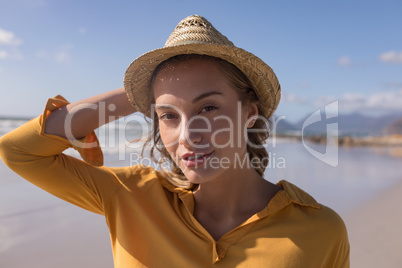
[363,89,402,111]
[379,51,402,64]
[337,56,351,67]
[0,28,23,61]
[55,45,72,63]
[35,50,47,59]
[36,44,72,64]
[314,89,402,114]
[282,93,308,104]
[336,56,366,68]
[313,95,337,108]
[299,81,310,89]
[0,48,23,60]
[55,51,71,63]
[0,50,8,59]
[0,28,22,46]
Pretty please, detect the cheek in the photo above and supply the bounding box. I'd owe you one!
[209,118,246,145]
[159,124,179,153]
[210,121,231,144]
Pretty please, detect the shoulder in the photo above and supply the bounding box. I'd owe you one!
[277,180,348,238]
[310,203,349,247]
[316,203,347,231]
[275,181,350,265]
[311,204,350,266]
[108,164,161,186]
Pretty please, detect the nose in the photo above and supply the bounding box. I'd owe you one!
[178,115,207,148]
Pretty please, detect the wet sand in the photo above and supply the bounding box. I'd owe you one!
[344,179,402,267]
[0,164,113,268]
[1,161,401,267]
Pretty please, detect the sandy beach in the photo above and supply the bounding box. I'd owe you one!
[1,148,401,267]
[344,179,402,267]
[0,162,113,268]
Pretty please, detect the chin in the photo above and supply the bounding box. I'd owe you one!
[181,165,221,185]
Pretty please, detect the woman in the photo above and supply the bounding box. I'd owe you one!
[0,15,349,267]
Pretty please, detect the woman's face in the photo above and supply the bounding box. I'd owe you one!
[153,58,258,184]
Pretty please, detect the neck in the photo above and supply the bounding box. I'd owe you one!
[192,165,279,220]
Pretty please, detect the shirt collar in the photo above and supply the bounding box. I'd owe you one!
[276,180,321,209]
[158,175,321,214]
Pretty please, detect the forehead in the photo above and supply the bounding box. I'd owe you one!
[152,58,235,103]
[153,58,222,82]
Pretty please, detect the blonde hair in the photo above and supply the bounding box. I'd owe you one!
[141,54,271,189]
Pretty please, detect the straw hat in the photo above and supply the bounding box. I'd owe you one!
[124,15,281,119]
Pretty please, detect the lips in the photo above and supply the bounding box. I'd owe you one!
[180,151,214,167]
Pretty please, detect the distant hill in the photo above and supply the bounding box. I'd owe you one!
[271,117,297,133]
[383,118,402,135]
[273,112,402,136]
[0,115,33,121]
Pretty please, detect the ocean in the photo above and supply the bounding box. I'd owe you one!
[1,117,401,267]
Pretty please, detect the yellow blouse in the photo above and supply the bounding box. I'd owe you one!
[0,97,349,267]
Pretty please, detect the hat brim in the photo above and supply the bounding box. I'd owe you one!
[124,43,281,119]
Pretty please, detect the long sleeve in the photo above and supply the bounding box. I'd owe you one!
[0,97,124,215]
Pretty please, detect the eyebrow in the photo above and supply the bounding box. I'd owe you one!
[154,91,223,111]
[154,104,177,111]
[192,91,223,104]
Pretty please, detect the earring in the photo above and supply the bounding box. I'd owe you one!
[248,117,257,128]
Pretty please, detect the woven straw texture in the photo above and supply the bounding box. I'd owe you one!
[124,15,281,119]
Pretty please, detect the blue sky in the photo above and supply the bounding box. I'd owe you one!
[1,0,401,122]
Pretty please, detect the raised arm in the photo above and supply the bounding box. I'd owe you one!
[45,87,137,139]
[0,87,138,214]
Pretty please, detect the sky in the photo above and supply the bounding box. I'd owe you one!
[0,0,401,122]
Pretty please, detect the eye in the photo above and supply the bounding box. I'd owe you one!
[159,113,179,121]
[200,105,218,113]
